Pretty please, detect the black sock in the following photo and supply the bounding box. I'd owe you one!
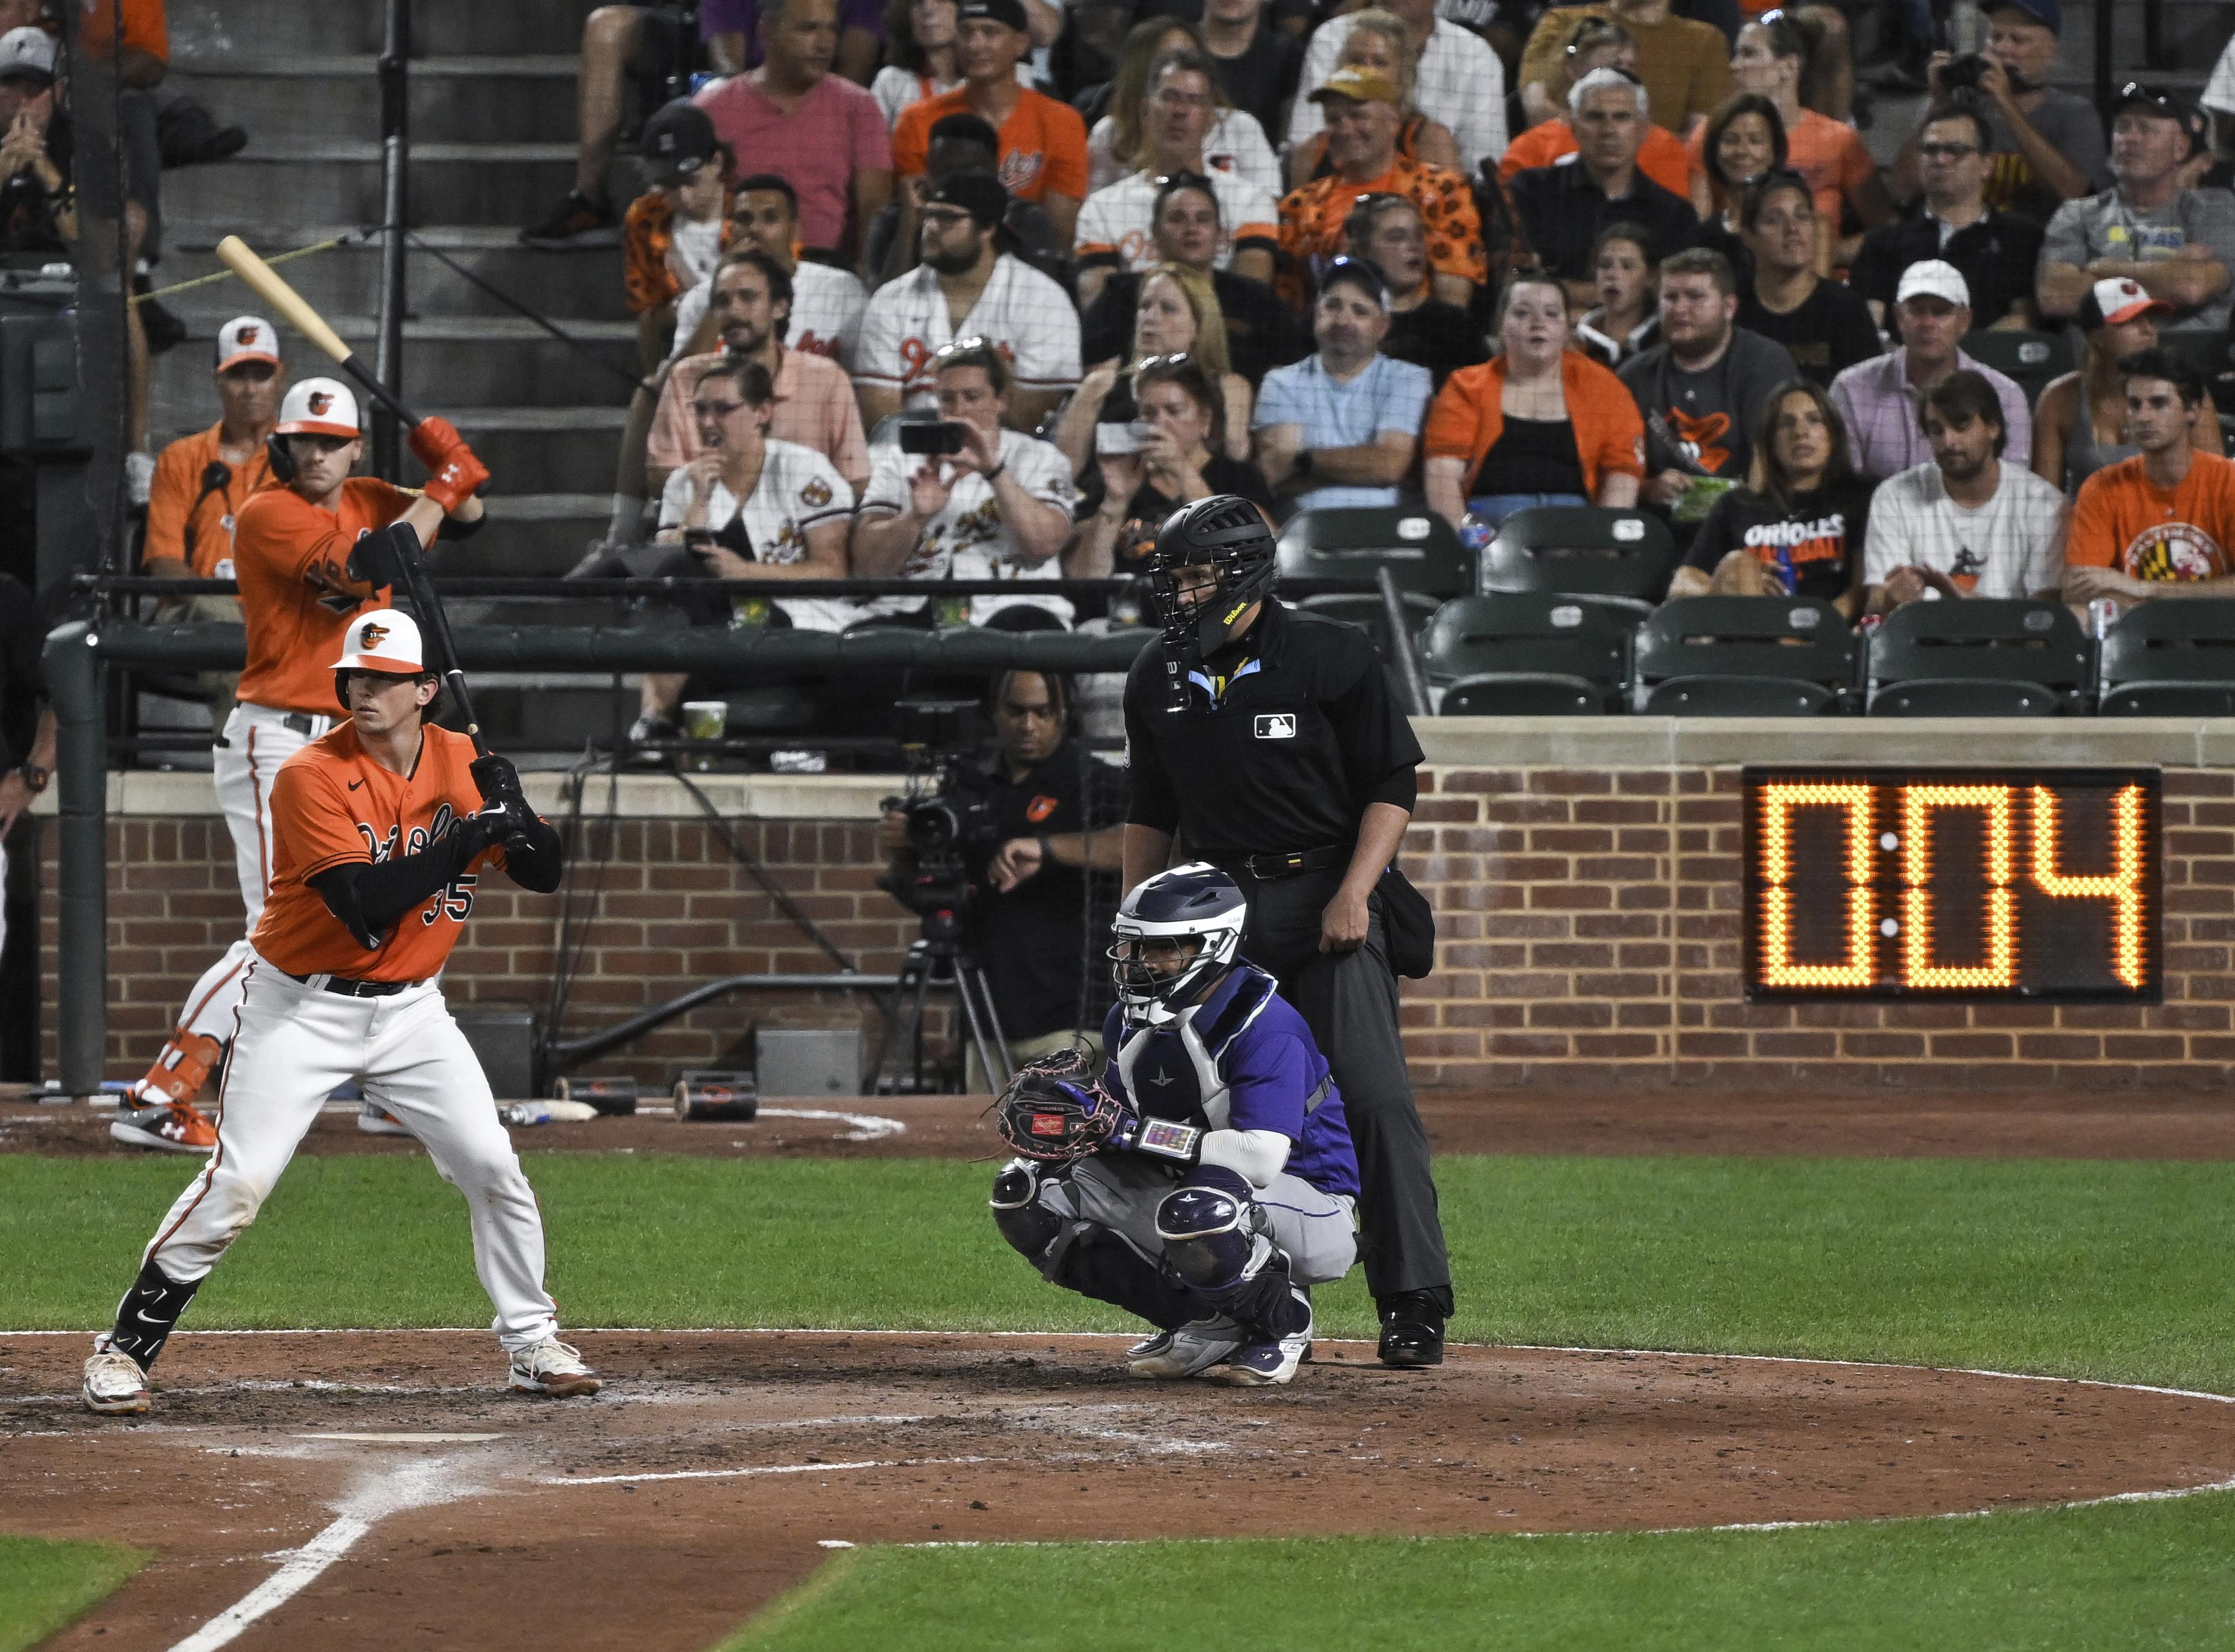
[108,1258,200,1370]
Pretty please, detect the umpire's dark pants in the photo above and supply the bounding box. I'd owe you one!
[1228,865,1453,1311]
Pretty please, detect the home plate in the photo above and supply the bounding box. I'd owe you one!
[298,1431,507,1443]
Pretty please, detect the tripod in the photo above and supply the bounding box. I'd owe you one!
[867,907,1012,1094]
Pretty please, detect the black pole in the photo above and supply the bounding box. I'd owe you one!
[43,621,107,1096]
[2093,0,2113,123]
[374,0,410,480]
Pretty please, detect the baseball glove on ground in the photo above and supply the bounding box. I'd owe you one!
[991,1050,1127,1165]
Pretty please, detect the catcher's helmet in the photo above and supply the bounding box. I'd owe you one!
[1110,862,1247,1026]
[1148,494,1276,657]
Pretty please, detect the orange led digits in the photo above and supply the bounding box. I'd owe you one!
[1901,785,2016,989]
[1758,781,1875,988]
[2031,784,2149,989]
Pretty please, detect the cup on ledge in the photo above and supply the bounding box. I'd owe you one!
[681,699,728,771]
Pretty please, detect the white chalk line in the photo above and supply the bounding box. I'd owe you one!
[632,1103,908,1141]
[543,1453,999,1486]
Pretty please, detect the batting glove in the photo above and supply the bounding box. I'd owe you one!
[421,443,489,514]
[407,416,467,473]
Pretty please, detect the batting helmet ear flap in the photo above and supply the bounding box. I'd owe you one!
[333,669,352,711]
[266,431,296,484]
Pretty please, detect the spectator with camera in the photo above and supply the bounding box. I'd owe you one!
[854,338,1078,627]
[0,28,71,256]
[2062,348,2235,607]
[1070,353,1275,579]
[2037,84,2235,339]
[1343,194,1486,391]
[878,671,1124,1086]
[1253,258,1434,514]
[856,171,1082,433]
[1054,264,1254,478]
[1851,101,2042,331]
[1887,1,2105,223]
[1830,260,2031,483]
[1509,68,1699,306]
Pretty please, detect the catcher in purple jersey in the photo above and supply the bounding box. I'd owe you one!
[990,863,1360,1386]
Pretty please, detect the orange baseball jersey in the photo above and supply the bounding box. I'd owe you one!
[252,721,507,982]
[231,477,411,715]
[2066,451,2235,581]
[144,426,276,577]
[891,87,1090,203]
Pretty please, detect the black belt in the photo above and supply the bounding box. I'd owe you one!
[1234,844,1347,880]
[283,969,414,998]
[281,713,323,736]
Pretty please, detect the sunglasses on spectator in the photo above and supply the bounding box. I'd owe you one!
[933,335,993,361]
[1133,352,1193,370]
[1152,169,1213,192]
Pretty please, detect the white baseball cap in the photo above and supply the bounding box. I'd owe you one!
[330,608,425,674]
[0,26,56,84]
[215,315,281,372]
[2082,275,2173,329]
[275,376,361,438]
[1896,259,1971,309]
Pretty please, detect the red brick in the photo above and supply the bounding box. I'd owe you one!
[1572,1033,1662,1058]
[1931,1033,2014,1059]
[2017,1034,2102,1061]
[1530,885,1612,909]
[1617,1001,1674,1026]
[1529,1002,1614,1028]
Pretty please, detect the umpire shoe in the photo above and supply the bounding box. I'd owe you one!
[508,1337,603,1398]
[1376,1292,1447,1368]
[82,1339,151,1414]
[1126,1319,1245,1379]
[110,1100,217,1154]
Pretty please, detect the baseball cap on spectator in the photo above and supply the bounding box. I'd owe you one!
[1896,259,1971,308]
[275,376,362,439]
[1989,0,2059,31]
[0,26,56,86]
[1308,64,1401,107]
[215,316,282,373]
[1320,256,1392,310]
[2079,275,2174,330]
[2113,82,2209,158]
[640,99,721,185]
[957,0,1030,34]
[926,169,1012,233]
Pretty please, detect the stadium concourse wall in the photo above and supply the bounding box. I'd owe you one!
[35,719,2235,1093]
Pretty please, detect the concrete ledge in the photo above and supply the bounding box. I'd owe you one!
[34,770,897,821]
[1412,718,2235,769]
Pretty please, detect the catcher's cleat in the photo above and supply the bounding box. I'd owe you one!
[1205,1295,1313,1388]
[508,1337,601,1398]
[1376,1291,1446,1368]
[1125,1319,1244,1380]
[110,1100,217,1154]
[82,1340,151,1414]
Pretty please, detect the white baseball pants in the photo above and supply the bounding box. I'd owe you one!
[141,956,562,1352]
[169,703,334,1045]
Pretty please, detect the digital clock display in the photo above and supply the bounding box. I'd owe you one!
[1740,768,2161,1003]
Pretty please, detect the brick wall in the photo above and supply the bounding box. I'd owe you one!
[40,765,2235,1091]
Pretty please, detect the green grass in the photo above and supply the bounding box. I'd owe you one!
[719,1494,2235,1652]
[0,1535,147,1652]
[8,1152,2233,1390]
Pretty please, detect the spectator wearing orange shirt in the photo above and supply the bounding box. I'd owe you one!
[1275,65,1484,313]
[2063,349,2235,606]
[1498,16,1692,198]
[618,101,734,369]
[892,0,1088,251]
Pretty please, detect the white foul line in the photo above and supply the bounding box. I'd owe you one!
[543,1454,997,1486]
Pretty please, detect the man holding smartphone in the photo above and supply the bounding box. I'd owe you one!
[851,337,1076,627]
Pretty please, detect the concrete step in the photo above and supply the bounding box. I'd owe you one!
[434,405,628,495]
[156,223,631,326]
[170,0,601,61]
[457,495,611,578]
[161,142,578,229]
[171,55,581,147]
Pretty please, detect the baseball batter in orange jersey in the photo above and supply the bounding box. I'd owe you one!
[82,608,603,1414]
[116,377,489,1154]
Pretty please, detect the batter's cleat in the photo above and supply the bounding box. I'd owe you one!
[1125,1319,1243,1379]
[132,1031,226,1107]
[508,1337,602,1398]
[1205,1298,1313,1388]
[356,1103,411,1136]
[82,1341,151,1414]
[1375,1291,1447,1368]
[109,1100,217,1154]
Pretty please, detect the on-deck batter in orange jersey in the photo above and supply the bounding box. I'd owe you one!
[230,477,411,714]
[253,721,508,982]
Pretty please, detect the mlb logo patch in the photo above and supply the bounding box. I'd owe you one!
[1254,714,1297,740]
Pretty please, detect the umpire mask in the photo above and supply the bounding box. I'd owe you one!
[1110,863,1248,1026]
[1147,494,1278,658]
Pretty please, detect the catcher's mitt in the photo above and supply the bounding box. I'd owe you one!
[990,1049,1128,1164]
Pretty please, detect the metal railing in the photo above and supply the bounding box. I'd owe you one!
[374,0,410,479]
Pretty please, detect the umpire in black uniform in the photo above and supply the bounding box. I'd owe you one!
[1119,496,1453,1365]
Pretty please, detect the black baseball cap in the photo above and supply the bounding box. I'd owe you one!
[925,169,1011,231]
[1318,255,1392,311]
[2114,82,2209,159]
[958,0,1030,33]
[641,99,720,184]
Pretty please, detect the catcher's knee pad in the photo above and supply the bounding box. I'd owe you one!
[990,1161,1070,1269]
[1155,1166,1265,1291]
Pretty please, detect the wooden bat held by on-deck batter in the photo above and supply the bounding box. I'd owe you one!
[214,234,422,428]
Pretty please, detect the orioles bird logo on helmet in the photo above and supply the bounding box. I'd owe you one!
[238,324,258,344]
[307,390,334,416]
[359,622,389,649]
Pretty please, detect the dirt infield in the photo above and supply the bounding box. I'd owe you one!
[4,1328,2233,1651]
[8,1084,2235,1161]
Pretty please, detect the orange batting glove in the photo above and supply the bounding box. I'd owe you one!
[421,440,489,514]
[407,416,466,473]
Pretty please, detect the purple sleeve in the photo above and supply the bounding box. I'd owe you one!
[698,0,756,37]
[1224,1026,1312,1141]
[842,0,887,35]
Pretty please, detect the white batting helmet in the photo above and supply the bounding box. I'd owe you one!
[330,608,425,674]
[276,376,361,439]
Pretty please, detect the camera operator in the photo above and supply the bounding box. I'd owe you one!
[878,670,1125,1085]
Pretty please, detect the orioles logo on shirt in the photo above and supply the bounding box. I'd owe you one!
[997,151,1045,194]
[1026,794,1059,823]
[1665,408,1734,476]
[801,478,833,508]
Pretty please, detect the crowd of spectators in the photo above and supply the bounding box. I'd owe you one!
[408,1,2235,741]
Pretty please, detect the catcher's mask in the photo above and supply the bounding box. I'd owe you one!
[1147,494,1276,658]
[1110,862,1247,1026]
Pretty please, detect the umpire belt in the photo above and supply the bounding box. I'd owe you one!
[1231,844,1347,881]
[283,969,422,998]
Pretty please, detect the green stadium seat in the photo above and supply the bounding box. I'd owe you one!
[1959,329,2072,408]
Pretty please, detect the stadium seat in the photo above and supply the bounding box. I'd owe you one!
[1959,329,2073,409]
[2096,597,2235,716]
[1417,594,1629,715]
[1632,596,1856,715]
[1481,506,1677,616]
[1866,598,2091,716]
[1275,507,1473,638]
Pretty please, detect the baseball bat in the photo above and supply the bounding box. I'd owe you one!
[214,234,487,754]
